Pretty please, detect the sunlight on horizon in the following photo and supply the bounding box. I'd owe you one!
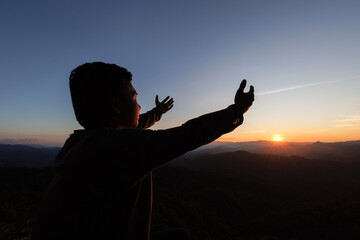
[273,135,283,142]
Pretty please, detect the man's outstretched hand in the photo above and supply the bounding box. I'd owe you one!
[155,95,174,114]
[234,79,254,114]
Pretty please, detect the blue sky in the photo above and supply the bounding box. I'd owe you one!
[1,0,360,146]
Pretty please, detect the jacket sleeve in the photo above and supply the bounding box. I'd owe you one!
[141,104,243,171]
[137,108,162,129]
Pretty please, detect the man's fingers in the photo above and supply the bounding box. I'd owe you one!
[166,98,174,105]
[167,104,174,110]
[239,79,247,92]
[161,96,170,104]
[165,99,174,108]
[249,85,254,94]
[156,95,159,103]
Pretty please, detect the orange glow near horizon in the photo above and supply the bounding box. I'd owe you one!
[218,126,360,143]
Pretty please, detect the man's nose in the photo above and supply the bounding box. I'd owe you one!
[138,104,141,110]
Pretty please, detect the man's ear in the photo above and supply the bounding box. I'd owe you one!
[111,96,122,114]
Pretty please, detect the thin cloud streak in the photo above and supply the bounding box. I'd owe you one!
[247,130,267,133]
[332,123,357,128]
[257,80,336,96]
[332,114,360,128]
[334,115,360,123]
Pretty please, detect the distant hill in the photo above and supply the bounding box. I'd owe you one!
[0,144,60,168]
[181,140,360,163]
[2,139,359,168]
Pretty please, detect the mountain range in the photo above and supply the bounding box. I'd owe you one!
[0,144,60,168]
[180,139,360,163]
[1,139,359,168]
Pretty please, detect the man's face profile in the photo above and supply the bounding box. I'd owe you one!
[113,79,141,129]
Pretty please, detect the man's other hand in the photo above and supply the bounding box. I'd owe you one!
[155,95,174,114]
[234,79,254,114]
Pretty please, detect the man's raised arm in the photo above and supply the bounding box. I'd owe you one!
[141,79,254,170]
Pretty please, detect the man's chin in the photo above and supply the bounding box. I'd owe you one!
[133,120,139,128]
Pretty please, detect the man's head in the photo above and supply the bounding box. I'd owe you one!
[69,62,141,129]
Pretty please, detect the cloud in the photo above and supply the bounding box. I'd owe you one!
[247,130,267,133]
[257,80,336,96]
[332,114,360,128]
[0,138,40,144]
[333,123,357,128]
[334,115,360,123]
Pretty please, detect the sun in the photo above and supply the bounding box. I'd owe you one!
[273,135,283,142]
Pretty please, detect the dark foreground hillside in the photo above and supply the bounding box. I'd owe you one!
[152,166,360,240]
[1,152,360,240]
[0,167,52,240]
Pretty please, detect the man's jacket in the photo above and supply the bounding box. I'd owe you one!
[31,105,243,240]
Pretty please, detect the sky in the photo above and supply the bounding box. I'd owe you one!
[1,0,360,146]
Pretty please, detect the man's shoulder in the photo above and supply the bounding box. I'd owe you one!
[58,128,154,164]
[69,128,153,146]
[72,127,150,136]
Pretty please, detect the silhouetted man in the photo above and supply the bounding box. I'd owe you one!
[31,62,254,240]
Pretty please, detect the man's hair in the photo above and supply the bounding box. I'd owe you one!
[69,62,132,129]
